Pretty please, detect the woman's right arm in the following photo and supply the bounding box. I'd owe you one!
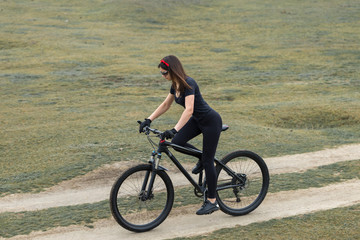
[148,93,174,121]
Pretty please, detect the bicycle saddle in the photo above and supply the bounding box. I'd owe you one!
[222,125,229,132]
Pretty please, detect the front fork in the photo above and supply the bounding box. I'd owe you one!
[142,150,167,200]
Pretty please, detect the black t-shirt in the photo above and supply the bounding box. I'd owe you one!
[170,77,212,120]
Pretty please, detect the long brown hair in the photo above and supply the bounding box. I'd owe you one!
[158,55,191,93]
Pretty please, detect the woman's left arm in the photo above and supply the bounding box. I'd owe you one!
[174,95,194,131]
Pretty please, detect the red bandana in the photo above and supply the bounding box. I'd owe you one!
[160,59,169,67]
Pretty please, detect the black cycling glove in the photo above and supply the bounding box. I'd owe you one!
[161,128,178,140]
[139,118,152,133]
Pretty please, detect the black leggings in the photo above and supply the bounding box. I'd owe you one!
[172,110,222,199]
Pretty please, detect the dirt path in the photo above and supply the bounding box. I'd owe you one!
[8,180,360,240]
[1,144,359,213]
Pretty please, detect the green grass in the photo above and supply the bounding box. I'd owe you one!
[1,0,359,196]
[0,160,358,238]
[169,204,360,240]
[270,159,360,192]
[0,200,109,238]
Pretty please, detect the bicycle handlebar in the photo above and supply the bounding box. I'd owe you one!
[137,120,163,136]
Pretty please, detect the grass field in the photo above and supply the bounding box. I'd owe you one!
[1,0,359,196]
[0,0,359,238]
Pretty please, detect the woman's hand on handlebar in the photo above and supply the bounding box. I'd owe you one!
[160,128,177,140]
[137,120,162,136]
[138,119,151,133]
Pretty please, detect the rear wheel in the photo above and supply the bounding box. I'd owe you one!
[216,150,269,216]
[110,164,174,232]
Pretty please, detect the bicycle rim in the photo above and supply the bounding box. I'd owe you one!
[110,164,174,232]
[216,151,269,216]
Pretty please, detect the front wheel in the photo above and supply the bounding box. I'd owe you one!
[216,150,269,216]
[110,164,174,232]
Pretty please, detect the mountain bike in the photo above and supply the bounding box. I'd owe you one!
[110,122,270,232]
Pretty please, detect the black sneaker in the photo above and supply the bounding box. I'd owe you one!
[192,161,203,174]
[196,200,219,215]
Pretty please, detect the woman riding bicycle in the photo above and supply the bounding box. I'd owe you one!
[139,55,223,215]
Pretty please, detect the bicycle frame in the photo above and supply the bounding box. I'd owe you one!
[160,140,205,194]
[144,138,242,200]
